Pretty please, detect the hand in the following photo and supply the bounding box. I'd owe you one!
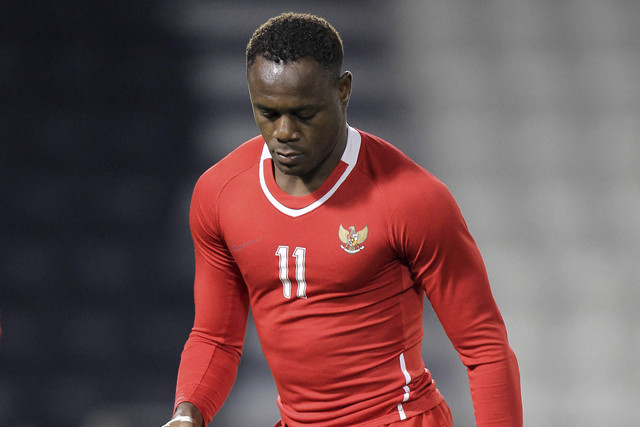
[162,415,198,427]
[163,402,204,427]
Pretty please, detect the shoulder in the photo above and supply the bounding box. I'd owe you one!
[355,131,469,256]
[355,129,463,243]
[193,135,264,200]
[190,136,263,234]
[355,129,451,205]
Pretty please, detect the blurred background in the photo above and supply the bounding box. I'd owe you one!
[2,0,639,426]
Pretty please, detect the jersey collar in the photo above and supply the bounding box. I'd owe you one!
[259,125,361,218]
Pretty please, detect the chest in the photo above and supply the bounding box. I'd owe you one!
[218,191,398,304]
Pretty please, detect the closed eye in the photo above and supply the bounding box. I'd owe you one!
[259,110,279,121]
[295,112,316,121]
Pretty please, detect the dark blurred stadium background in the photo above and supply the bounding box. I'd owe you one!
[2,1,639,426]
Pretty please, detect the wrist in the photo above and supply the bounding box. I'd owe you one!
[173,402,204,427]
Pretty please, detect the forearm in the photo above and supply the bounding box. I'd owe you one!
[174,332,242,424]
[467,349,522,427]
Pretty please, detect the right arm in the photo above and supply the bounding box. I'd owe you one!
[171,175,250,425]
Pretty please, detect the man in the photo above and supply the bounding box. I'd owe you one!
[164,12,522,427]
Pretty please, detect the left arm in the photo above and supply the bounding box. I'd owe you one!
[393,176,522,426]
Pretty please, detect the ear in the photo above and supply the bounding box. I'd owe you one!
[338,71,353,107]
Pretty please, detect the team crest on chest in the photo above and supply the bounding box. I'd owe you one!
[338,224,369,254]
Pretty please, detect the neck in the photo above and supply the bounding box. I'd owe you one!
[274,172,318,197]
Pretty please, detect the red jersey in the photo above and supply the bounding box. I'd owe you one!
[175,127,522,426]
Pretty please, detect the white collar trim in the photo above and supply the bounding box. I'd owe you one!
[259,125,361,218]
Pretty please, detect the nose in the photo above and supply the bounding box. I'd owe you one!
[273,115,300,142]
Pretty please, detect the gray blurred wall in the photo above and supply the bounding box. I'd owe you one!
[2,1,638,426]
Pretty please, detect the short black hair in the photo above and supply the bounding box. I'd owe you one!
[246,12,344,74]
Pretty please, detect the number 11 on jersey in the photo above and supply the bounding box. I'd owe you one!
[275,246,307,299]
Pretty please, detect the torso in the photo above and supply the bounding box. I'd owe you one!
[203,127,444,426]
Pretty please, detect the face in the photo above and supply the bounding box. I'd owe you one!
[247,56,352,194]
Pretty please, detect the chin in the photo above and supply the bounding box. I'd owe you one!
[275,163,301,176]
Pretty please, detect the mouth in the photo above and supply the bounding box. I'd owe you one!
[274,150,303,164]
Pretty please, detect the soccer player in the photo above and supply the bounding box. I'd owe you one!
[163,12,522,427]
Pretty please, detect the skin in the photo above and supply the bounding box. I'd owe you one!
[168,56,352,427]
[169,403,204,427]
[248,55,352,196]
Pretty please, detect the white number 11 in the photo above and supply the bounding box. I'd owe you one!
[275,245,307,299]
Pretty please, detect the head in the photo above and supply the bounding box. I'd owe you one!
[246,13,352,194]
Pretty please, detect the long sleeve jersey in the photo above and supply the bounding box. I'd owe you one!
[174,126,522,426]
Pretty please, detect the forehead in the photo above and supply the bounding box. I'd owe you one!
[247,56,335,103]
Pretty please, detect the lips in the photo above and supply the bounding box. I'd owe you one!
[274,150,303,165]
[276,150,302,158]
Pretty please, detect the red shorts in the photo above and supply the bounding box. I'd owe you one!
[272,400,453,427]
[381,400,453,427]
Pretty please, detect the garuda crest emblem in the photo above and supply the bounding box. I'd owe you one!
[339,224,368,254]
